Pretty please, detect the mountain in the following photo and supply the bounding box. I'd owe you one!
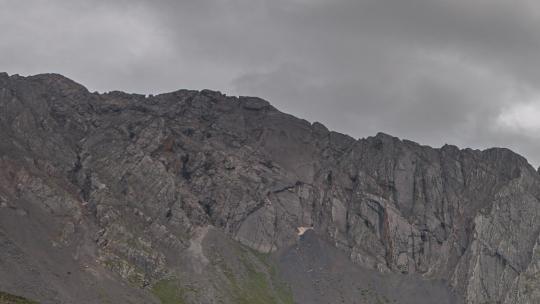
[0,72,539,304]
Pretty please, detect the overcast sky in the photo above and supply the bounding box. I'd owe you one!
[2,0,540,166]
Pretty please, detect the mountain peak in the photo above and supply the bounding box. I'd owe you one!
[0,73,539,304]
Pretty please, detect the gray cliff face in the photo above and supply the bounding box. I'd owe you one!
[0,72,539,303]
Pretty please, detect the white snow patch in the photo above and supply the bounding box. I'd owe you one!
[297,226,313,236]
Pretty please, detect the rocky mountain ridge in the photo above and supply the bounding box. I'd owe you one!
[0,72,539,303]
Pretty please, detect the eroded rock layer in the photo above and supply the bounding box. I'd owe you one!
[0,72,539,303]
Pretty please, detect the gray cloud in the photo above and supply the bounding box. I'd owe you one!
[1,0,540,166]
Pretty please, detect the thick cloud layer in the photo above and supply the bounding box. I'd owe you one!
[2,0,540,166]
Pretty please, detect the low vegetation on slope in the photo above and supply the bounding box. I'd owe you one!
[0,292,37,304]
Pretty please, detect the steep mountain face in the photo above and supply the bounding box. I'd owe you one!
[0,72,539,304]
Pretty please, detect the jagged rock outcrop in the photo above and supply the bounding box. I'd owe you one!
[0,72,539,303]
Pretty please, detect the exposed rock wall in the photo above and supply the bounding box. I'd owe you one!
[0,72,539,303]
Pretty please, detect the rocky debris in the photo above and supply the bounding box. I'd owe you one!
[0,72,538,303]
[278,230,461,304]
